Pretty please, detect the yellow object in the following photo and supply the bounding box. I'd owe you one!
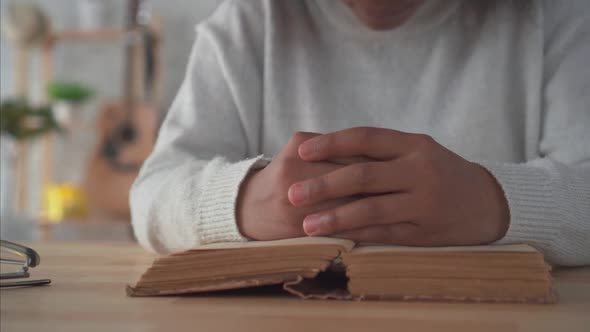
[43,184,87,223]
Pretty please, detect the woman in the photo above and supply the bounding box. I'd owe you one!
[130,0,590,266]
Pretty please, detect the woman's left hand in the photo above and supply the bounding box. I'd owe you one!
[289,127,510,246]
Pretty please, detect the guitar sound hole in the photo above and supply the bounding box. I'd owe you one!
[119,125,136,143]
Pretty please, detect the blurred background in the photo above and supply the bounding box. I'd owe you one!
[0,0,221,242]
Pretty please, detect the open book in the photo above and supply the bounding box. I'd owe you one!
[127,237,554,303]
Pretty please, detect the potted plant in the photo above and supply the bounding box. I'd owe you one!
[47,81,94,129]
[0,98,59,140]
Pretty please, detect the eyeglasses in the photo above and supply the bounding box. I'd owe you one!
[0,240,51,288]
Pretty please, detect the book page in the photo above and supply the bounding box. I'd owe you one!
[350,244,537,255]
[192,237,355,252]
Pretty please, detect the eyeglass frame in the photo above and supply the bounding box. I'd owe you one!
[1,240,51,288]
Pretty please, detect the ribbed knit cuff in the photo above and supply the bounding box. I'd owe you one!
[196,155,270,244]
[475,161,561,252]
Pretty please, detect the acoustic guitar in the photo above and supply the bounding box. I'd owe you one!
[84,0,161,220]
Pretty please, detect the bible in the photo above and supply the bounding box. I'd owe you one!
[127,237,554,303]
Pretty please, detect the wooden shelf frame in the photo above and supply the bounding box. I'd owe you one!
[11,17,164,219]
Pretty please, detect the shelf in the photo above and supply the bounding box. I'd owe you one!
[47,16,162,44]
[49,28,139,42]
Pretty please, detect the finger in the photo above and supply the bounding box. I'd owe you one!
[302,193,415,236]
[282,157,343,183]
[331,223,419,245]
[282,131,322,157]
[298,127,431,161]
[288,160,411,207]
[328,156,378,166]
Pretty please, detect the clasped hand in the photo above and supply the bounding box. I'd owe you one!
[237,127,509,246]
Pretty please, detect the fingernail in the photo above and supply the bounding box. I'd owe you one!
[299,139,319,159]
[288,183,308,205]
[303,214,331,236]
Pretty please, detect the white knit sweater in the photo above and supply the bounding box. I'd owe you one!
[130,0,590,266]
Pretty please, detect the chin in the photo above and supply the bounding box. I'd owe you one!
[347,0,423,31]
[364,19,408,31]
[361,10,416,31]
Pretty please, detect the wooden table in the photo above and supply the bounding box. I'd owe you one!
[1,242,589,332]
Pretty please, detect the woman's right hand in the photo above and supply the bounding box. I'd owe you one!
[237,132,358,240]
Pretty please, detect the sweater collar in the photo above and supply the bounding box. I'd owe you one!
[312,0,460,39]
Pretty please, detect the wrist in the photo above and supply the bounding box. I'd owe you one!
[236,168,264,240]
[477,164,510,242]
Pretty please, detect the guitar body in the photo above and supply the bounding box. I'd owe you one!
[84,101,158,219]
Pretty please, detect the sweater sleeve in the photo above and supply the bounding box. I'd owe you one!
[130,0,267,254]
[478,1,590,266]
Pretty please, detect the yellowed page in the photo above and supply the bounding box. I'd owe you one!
[350,244,537,255]
[193,237,355,252]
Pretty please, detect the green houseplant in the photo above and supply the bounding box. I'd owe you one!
[47,81,94,103]
[46,81,94,128]
[0,98,59,140]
